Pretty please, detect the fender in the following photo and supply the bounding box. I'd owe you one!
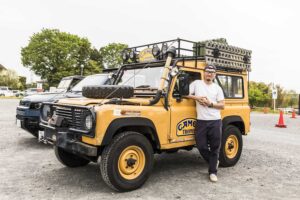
[101,117,160,148]
[222,115,245,134]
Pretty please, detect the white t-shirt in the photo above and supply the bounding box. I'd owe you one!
[189,80,224,120]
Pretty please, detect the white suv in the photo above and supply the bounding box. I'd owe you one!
[0,86,14,97]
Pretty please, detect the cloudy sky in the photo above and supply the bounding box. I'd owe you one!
[0,0,299,92]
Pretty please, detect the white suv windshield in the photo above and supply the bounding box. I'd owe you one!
[57,79,73,89]
[71,75,109,92]
[118,67,164,88]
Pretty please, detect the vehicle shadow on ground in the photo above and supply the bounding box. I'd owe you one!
[17,136,52,149]
[38,149,207,194]
[153,149,206,172]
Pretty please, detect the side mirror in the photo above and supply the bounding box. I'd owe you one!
[177,73,190,96]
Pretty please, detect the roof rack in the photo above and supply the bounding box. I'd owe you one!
[124,38,252,72]
[124,38,198,58]
[195,38,252,71]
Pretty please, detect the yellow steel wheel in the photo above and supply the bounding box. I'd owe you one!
[118,145,146,180]
[225,134,239,159]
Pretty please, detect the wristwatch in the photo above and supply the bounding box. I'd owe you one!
[208,102,213,108]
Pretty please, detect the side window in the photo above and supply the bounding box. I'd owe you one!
[217,75,244,98]
[173,71,201,97]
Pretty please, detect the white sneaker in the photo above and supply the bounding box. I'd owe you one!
[209,174,218,182]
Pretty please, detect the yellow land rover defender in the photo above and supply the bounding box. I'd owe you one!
[40,38,251,192]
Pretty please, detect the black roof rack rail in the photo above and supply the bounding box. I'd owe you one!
[124,38,198,59]
[122,38,252,72]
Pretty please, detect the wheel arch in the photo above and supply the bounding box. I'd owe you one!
[101,117,160,151]
[222,115,245,135]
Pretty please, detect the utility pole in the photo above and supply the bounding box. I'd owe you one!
[80,64,84,76]
[272,83,277,111]
[298,94,300,115]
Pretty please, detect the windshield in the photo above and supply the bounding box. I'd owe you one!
[118,66,164,88]
[57,79,73,89]
[71,74,109,92]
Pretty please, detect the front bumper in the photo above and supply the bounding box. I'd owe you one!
[40,123,97,157]
[16,106,40,130]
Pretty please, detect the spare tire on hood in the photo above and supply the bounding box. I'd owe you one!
[82,85,134,99]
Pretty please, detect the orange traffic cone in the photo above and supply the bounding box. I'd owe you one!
[275,111,287,128]
[291,109,296,119]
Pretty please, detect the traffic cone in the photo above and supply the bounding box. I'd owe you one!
[291,109,296,119]
[275,111,287,128]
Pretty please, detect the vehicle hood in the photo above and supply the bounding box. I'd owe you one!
[57,97,157,106]
[21,92,82,103]
[58,97,108,106]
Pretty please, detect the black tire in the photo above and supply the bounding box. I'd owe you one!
[28,129,38,138]
[219,125,243,167]
[54,146,90,167]
[100,131,154,192]
[21,120,38,138]
[82,85,134,99]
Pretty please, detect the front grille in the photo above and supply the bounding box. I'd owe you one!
[55,106,91,130]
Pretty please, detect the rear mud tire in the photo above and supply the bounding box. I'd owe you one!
[219,125,243,167]
[82,85,134,99]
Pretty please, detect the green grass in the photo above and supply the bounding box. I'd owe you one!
[0,96,22,99]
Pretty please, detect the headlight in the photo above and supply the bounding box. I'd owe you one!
[84,114,93,130]
[122,50,129,62]
[41,105,51,121]
[152,44,161,57]
[30,102,42,109]
[129,49,137,61]
[161,43,168,55]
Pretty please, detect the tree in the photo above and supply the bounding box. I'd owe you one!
[87,48,103,74]
[281,90,298,108]
[21,29,101,87]
[18,76,26,90]
[0,69,23,90]
[249,81,271,107]
[90,47,102,64]
[99,43,128,69]
[249,81,299,109]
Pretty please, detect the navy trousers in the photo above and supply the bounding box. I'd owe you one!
[195,119,222,174]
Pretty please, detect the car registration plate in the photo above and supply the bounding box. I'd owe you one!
[16,119,21,127]
[38,131,45,142]
[17,109,25,115]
